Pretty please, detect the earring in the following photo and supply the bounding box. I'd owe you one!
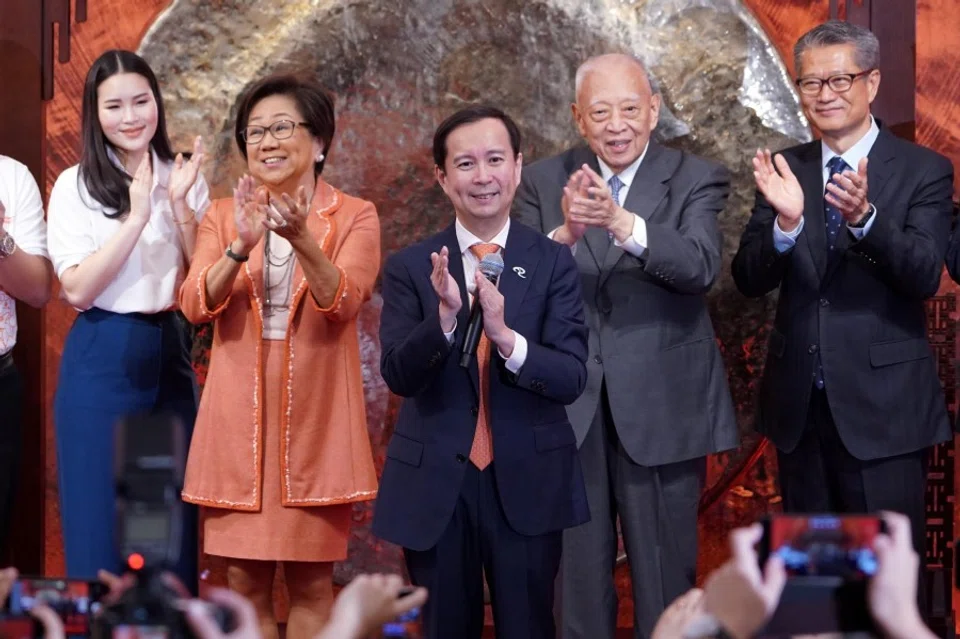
[316,153,325,162]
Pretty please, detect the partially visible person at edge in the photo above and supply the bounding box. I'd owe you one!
[178,74,379,639]
[0,154,52,559]
[46,49,208,588]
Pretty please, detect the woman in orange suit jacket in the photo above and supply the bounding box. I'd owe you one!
[178,74,379,639]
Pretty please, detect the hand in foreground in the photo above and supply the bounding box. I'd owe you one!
[703,523,787,639]
[319,573,428,639]
[868,512,936,639]
[753,149,804,232]
[181,588,258,639]
[651,588,709,639]
[1,568,65,639]
[430,245,461,331]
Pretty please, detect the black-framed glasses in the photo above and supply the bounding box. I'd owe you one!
[241,120,309,144]
[795,70,875,96]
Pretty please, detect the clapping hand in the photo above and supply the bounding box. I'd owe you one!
[232,175,265,254]
[431,245,461,332]
[826,157,871,225]
[169,136,206,206]
[753,149,804,232]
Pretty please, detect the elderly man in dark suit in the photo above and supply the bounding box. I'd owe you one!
[513,53,738,638]
[733,20,953,564]
[374,105,590,639]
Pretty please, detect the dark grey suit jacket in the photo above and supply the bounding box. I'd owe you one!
[732,127,953,459]
[513,143,739,466]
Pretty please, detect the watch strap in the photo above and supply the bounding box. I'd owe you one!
[225,245,249,263]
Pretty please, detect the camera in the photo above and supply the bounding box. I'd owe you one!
[89,412,233,639]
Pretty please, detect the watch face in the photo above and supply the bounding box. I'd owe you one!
[0,233,14,257]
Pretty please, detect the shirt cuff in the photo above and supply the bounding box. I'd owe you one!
[846,205,877,239]
[773,216,804,253]
[547,226,577,256]
[501,331,527,373]
[443,318,457,344]
[613,215,647,257]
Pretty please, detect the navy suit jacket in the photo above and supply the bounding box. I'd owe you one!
[372,221,591,551]
[732,126,953,459]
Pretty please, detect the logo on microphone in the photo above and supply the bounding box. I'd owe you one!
[512,266,526,279]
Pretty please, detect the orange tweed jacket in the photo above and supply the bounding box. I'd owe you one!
[179,183,379,511]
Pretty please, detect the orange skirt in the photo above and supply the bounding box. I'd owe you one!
[202,339,353,561]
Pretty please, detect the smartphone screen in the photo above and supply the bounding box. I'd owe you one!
[4,578,107,635]
[381,608,422,639]
[764,514,883,580]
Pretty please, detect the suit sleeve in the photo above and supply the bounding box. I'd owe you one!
[512,171,546,232]
[179,201,231,324]
[946,215,960,285]
[731,187,795,298]
[379,252,455,397]
[308,201,381,321]
[506,245,588,405]
[848,155,954,299]
[642,163,729,295]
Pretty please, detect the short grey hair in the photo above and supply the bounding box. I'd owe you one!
[574,53,660,100]
[794,20,880,76]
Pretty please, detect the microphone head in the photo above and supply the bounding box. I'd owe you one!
[478,252,505,279]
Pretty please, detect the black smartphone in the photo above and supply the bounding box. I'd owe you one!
[758,513,887,581]
[2,577,108,636]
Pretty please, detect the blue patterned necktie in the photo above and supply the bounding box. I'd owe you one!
[814,155,850,390]
[607,175,624,240]
[608,174,624,206]
[824,156,850,251]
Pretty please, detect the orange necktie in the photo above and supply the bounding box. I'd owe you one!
[468,243,500,470]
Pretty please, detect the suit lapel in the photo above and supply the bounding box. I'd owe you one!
[823,127,895,283]
[798,143,828,280]
[436,224,479,397]
[501,224,537,327]
[599,143,671,288]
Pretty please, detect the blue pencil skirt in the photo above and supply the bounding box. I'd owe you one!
[53,308,199,592]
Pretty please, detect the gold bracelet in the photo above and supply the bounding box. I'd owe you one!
[175,216,198,226]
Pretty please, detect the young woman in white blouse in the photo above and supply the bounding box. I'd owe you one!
[46,49,209,587]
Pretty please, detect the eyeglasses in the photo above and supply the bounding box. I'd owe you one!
[241,120,309,145]
[795,70,875,96]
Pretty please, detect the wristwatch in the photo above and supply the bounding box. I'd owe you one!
[849,203,876,228]
[0,231,16,261]
[225,245,249,263]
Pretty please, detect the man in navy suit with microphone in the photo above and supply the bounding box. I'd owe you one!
[373,105,590,639]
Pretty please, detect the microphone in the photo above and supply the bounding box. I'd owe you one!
[459,252,505,368]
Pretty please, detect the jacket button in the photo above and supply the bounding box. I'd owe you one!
[808,344,819,354]
[470,405,478,416]
[819,298,830,307]
[593,355,603,364]
[456,454,466,463]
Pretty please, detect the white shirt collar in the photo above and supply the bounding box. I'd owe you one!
[821,116,880,175]
[105,145,169,190]
[596,140,650,192]
[455,217,510,255]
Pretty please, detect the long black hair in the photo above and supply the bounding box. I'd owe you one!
[78,50,175,218]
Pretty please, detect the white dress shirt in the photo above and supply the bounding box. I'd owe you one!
[0,156,49,354]
[548,142,652,257]
[443,218,528,373]
[773,116,880,252]
[47,146,210,314]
